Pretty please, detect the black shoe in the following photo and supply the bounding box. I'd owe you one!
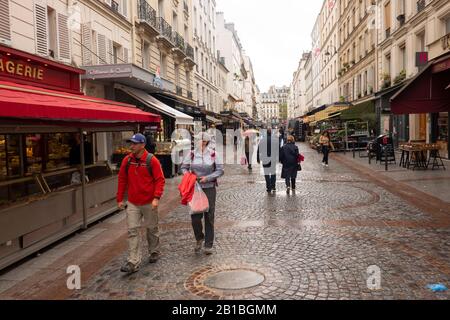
[204,247,213,255]
[120,262,139,274]
[148,252,161,264]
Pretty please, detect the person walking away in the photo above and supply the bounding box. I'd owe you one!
[181,132,224,255]
[257,128,279,193]
[319,131,334,167]
[117,134,166,274]
[244,134,253,171]
[280,135,300,193]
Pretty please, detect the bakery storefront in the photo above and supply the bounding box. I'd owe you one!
[0,45,160,270]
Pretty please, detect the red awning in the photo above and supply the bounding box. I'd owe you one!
[391,54,450,115]
[0,81,160,126]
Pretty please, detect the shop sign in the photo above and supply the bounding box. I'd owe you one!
[84,65,133,78]
[0,45,82,93]
[415,52,428,67]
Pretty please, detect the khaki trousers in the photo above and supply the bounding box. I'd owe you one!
[126,202,160,266]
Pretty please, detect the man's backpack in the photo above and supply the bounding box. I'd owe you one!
[124,153,154,178]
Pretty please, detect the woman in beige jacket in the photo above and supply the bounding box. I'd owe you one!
[319,131,334,167]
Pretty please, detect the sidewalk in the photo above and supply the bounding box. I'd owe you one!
[333,150,450,203]
[0,175,183,299]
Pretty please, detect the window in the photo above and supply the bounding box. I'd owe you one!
[399,45,406,71]
[446,17,450,34]
[384,1,391,35]
[417,32,425,51]
[158,0,164,18]
[142,41,151,70]
[160,52,167,77]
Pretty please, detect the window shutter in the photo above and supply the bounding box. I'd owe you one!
[81,23,92,66]
[107,39,113,64]
[0,0,12,44]
[57,13,71,62]
[34,3,49,57]
[122,47,129,63]
[97,33,107,64]
[121,0,127,18]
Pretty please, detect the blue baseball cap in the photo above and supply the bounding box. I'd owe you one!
[127,133,147,144]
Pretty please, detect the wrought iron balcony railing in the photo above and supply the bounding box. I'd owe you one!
[185,44,194,60]
[138,0,158,30]
[173,32,186,51]
[417,0,426,13]
[158,17,173,42]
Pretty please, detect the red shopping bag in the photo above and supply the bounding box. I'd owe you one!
[188,182,210,215]
[240,155,248,166]
[297,154,305,162]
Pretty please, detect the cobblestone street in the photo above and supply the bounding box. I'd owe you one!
[1,143,449,300]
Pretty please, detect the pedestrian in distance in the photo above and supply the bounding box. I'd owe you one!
[319,131,335,167]
[117,134,166,275]
[280,135,300,193]
[181,132,224,255]
[257,128,279,194]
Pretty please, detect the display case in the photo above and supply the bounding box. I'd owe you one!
[46,133,72,171]
[25,134,43,175]
[0,135,22,180]
[155,141,175,155]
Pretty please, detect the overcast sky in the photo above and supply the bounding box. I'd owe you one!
[216,0,323,93]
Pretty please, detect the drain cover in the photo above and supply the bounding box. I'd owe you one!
[204,270,265,290]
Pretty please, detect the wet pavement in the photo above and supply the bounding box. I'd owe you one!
[0,143,449,300]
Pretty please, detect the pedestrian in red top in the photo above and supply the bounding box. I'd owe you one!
[117,133,165,274]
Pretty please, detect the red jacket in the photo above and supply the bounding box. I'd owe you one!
[117,151,165,206]
[178,172,197,205]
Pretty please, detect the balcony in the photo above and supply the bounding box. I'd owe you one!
[184,43,195,69]
[417,0,426,13]
[137,0,159,36]
[156,17,174,50]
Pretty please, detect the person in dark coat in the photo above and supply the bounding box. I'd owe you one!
[145,134,157,154]
[280,135,299,192]
[257,128,279,193]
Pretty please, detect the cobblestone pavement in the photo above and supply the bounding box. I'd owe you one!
[68,143,450,300]
[1,143,449,300]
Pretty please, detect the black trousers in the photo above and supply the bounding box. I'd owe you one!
[264,174,277,191]
[191,187,216,248]
[322,145,330,165]
[245,151,252,169]
[285,177,296,189]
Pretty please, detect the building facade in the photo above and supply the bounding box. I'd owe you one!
[192,0,220,114]
[377,0,450,156]
[216,12,246,112]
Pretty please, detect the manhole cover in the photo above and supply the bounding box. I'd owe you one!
[204,270,265,290]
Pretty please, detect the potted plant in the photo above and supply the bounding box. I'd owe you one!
[393,69,406,85]
[339,96,346,103]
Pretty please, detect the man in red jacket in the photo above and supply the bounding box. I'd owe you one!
[117,134,165,274]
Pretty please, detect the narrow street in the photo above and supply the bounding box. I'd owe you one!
[1,143,449,300]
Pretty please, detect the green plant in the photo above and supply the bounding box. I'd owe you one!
[393,69,406,84]
[339,96,346,102]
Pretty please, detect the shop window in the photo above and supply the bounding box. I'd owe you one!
[47,133,73,171]
[25,134,44,175]
[0,134,21,180]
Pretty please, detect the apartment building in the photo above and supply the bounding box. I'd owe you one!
[192,0,220,114]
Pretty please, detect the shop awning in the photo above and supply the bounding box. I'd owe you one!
[341,100,376,123]
[390,54,450,114]
[116,85,194,126]
[206,115,222,125]
[0,81,160,126]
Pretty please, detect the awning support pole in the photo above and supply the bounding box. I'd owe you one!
[80,128,88,230]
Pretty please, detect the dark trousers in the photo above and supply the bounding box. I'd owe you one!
[191,187,216,248]
[245,151,252,169]
[264,174,277,191]
[285,177,296,189]
[322,145,330,165]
